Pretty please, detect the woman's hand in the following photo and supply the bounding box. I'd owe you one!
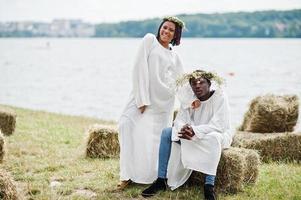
[139,105,147,114]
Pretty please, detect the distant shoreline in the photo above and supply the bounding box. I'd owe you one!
[1,9,300,38]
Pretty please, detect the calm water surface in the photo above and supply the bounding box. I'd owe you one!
[0,38,301,129]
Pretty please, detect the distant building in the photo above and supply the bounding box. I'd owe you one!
[34,23,51,36]
[0,19,96,37]
[49,19,95,37]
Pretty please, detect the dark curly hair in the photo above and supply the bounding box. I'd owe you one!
[156,18,183,46]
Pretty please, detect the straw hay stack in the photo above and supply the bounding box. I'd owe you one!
[0,169,18,200]
[232,131,301,163]
[86,124,119,158]
[189,147,260,193]
[0,131,5,162]
[239,94,299,133]
[0,107,16,136]
[235,148,260,184]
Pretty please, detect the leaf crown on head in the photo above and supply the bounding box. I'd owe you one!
[163,16,185,29]
[176,70,225,87]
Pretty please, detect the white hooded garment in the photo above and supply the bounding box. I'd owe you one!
[118,33,184,183]
[167,88,234,190]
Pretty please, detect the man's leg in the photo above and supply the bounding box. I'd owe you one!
[141,127,172,197]
[204,174,216,200]
[205,175,216,186]
[158,127,173,178]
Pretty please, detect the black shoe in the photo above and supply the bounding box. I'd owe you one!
[204,184,216,200]
[141,178,168,198]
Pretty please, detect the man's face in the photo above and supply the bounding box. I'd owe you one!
[190,77,210,99]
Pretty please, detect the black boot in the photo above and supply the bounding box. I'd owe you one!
[141,178,168,198]
[204,184,216,200]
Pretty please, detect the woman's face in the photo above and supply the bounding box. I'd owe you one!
[159,21,176,44]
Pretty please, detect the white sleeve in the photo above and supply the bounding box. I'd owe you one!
[175,59,198,109]
[132,33,154,108]
[164,53,185,95]
[191,92,231,139]
[172,106,190,141]
[176,83,198,109]
[174,53,184,79]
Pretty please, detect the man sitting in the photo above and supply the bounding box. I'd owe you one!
[141,70,233,200]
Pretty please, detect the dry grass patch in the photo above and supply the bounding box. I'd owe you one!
[0,169,19,200]
[0,131,5,162]
[1,104,300,199]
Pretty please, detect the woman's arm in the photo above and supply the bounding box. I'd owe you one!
[132,34,155,109]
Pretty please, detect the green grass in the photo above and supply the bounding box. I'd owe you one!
[1,104,301,199]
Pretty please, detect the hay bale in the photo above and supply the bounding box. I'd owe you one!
[86,124,119,158]
[189,147,260,193]
[239,94,299,133]
[232,131,301,163]
[0,107,16,136]
[0,131,5,162]
[234,148,260,184]
[215,148,245,193]
[0,169,18,200]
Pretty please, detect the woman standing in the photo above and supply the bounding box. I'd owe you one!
[118,17,185,189]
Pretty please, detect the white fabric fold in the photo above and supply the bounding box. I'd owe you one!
[118,33,184,183]
[168,88,233,190]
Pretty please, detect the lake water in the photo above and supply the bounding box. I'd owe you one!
[0,38,301,129]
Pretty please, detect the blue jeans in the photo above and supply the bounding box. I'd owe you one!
[158,127,216,186]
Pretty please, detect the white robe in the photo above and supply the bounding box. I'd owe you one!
[118,33,184,183]
[167,88,233,190]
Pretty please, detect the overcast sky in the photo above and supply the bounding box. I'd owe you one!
[0,0,300,23]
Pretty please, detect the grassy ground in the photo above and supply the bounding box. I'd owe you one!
[0,104,300,200]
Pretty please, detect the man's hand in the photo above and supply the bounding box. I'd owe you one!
[178,124,195,140]
[180,124,190,132]
[139,105,147,114]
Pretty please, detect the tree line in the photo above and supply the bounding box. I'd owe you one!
[95,9,301,38]
[1,9,300,38]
